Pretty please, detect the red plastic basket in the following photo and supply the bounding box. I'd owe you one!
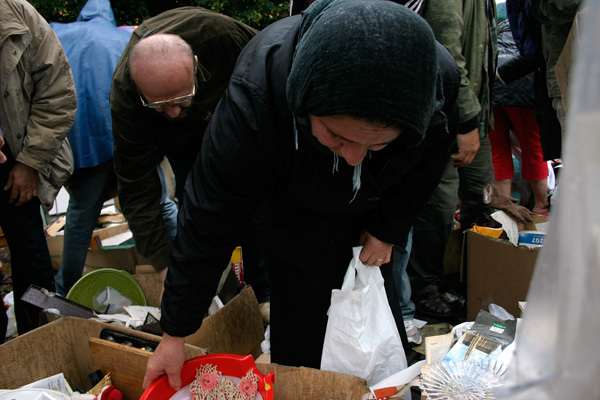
[140,353,274,400]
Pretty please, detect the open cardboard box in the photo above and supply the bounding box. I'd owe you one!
[46,221,161,306]
[462,214,548,320]
[0,287,370,400]
[84,223,149,272]
[0,317,204,400]
[46,222,148,272]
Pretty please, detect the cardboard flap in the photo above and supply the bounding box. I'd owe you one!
[256,364,370,400]
[465,230,540,320]
[89,338,152,400]
[186,286,264,355]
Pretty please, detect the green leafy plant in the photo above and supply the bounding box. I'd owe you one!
[28,0,289,29]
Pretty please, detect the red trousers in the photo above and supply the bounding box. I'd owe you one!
[489,107,547,181]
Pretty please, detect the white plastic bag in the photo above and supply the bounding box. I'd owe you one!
[321,246,407,386]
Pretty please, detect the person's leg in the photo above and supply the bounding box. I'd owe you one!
[56,161,116,296]
[408,159,458,298]
[458,125,495,230]
[495,179,512,198]
[506,107,549,213]
[552,97,567,142]
[1,198,55,334]
[391,229,421,344]
[0,145,54,334]
[489,107,516,199]
[381,261,410,351]
[408,160,461,319]
[392,229,415,321]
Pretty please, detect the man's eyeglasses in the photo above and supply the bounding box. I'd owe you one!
[138,83,196,109]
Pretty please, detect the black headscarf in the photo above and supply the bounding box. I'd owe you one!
[286,0,439,147]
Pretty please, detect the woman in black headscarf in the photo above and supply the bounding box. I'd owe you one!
[145,0,461,389]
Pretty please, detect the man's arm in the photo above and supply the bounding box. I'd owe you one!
[11,3,76,204]
[111,109,172,272]
[424,0,482,168]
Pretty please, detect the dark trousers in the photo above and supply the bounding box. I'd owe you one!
[255,198,407,368]
[0,144,55,342]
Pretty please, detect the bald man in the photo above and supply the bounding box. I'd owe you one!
[110,8,258,286]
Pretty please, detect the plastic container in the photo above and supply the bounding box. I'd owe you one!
[517,230,545,248]
[140,353,274,400]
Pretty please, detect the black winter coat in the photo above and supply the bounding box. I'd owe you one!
[160,15,461,346]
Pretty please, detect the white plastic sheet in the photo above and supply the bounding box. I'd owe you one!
[497,2,600,398]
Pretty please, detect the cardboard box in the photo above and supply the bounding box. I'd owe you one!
[256,364,369,399]
[46,232,65,270]
[463,215,548,320]
[84,223,146,272]
[46,222,149,272]
[0,287,260,396]
[0,287,371,400]
[0,317,205,399]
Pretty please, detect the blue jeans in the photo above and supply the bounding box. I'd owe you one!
[157,162,178,242]
[55,161,116,296]
[56,161,179,296]
[392,229,415,321]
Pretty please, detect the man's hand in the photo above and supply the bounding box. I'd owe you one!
[142,333,186,390]
[5,162,38,206]
[358,231,393,266]
[0,137,6,164]
[451,128,480,168]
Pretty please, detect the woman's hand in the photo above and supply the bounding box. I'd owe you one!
[358,230,393,266]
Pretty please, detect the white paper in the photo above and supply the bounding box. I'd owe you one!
[368,360,426,399]
[100,205,119,215]
[413,318,427,330]
[19,374,73,396]
[491,210,519,245]
[425,332,455,365]
[125,305,161,320]
[101,230,133,247]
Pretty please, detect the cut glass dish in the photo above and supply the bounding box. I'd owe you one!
[420,359,507,400]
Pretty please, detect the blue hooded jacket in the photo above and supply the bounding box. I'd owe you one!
[51,0,131,170]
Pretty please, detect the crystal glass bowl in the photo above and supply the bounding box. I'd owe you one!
[420,359,507,400]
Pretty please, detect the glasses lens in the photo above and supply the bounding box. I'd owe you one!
[145,94,193,109]
[171,94,194,105]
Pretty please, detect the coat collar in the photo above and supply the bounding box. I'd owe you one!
[0,0,30,48]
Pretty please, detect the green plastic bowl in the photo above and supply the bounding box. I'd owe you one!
[66,268,147,310]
